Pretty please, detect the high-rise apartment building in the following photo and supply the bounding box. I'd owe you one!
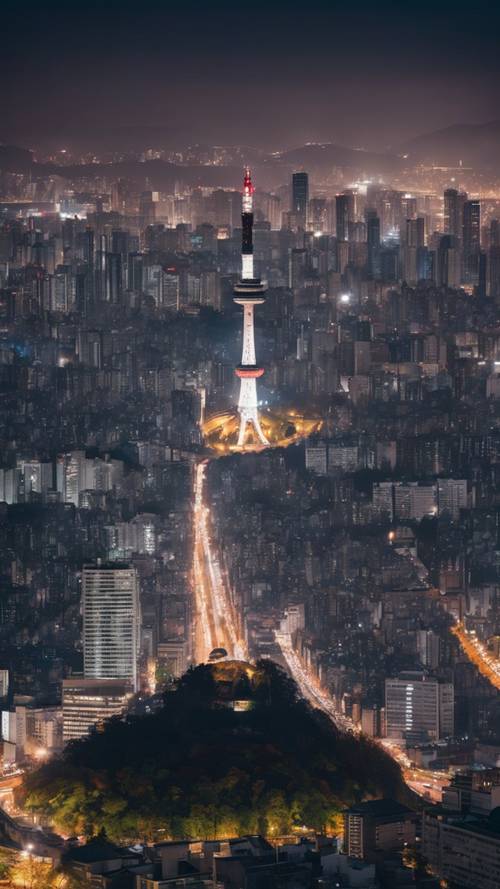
[444,188,467,241]
[405,217,425,248]
[463,199,481,284]
[416,630,441,669]
[373,482,437,521]
[365,210,380,277]
[436,235,461,288]
[394,482,437,520]
[56,452,123,507]
[82,562,140,690]
[437,478,468,519]
[336,192,355,242]
[105,252,122,303]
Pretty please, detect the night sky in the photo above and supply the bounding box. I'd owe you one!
[1,0,499,151]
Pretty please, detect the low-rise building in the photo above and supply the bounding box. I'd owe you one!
[343,799,417,862]
[62,678,133,742]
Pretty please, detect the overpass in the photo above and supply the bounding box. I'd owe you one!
[0,806,64,862]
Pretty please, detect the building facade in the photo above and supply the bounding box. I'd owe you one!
[82,562,140,690]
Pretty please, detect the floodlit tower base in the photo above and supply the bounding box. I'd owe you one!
[236,376,268,447]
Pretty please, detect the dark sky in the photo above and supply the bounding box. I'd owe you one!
[1,0,499,151]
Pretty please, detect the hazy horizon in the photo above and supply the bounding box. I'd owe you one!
[1,0,499,153]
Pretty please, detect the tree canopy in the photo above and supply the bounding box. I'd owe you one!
[20,660,413,843]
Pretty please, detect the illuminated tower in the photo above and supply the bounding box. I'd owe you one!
[233,169,268,448]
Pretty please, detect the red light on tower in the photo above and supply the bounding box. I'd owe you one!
[243,167,254,196]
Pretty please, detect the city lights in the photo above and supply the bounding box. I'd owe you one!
[193,462,247,662]
[1,3,500,885]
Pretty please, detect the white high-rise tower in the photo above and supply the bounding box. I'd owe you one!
[233,169,268,448]
[82,562,140,691]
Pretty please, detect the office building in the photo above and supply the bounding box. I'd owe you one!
[444,188,467,241]
[291,172,309,229]
[436,234,461,288]
[336,192,355,242]
[62,678,133,742]
[82,562,140,690]
[385,672,454,742]
[463,199,481,284]
[365,210,380,277]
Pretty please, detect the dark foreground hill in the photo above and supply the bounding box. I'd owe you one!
[20,660,413,842]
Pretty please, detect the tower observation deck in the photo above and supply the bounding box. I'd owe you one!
[233,169,268,448]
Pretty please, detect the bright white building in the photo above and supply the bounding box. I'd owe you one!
[385,671,454,742]
[83,562,140,690]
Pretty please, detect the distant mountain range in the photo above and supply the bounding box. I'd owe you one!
[0,144,34,172]
[401,120,500,168]
[273,142,402,174]
[0,141,404,190]
[1,120,498,186]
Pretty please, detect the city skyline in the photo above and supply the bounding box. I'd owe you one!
[2,3,500,887]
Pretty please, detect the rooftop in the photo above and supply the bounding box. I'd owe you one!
[345,798,414,818]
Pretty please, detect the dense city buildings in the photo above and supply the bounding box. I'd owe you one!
[1,137,500,876]
[0,1,500,886]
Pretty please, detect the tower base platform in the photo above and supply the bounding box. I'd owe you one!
[202,406,323,455]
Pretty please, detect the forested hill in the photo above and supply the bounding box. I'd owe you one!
[20,660,413,842]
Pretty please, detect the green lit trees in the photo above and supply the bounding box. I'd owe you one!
[21,660,411,842]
